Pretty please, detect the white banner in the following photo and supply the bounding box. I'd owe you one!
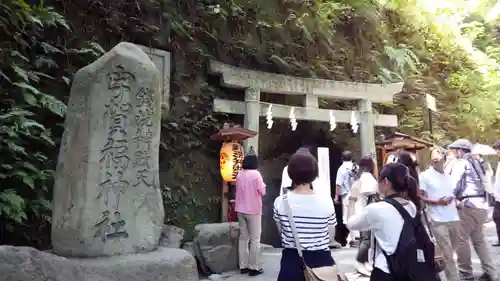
[280,147,331,197]
[317,147,331,198]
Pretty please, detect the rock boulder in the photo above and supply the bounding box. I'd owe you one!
[192,223,239,274]
[0,246,198,281]
[159,225,185,248]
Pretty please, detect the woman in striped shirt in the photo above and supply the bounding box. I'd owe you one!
[273,148,337,281]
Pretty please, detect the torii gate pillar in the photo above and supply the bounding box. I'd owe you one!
[244,88,260,155]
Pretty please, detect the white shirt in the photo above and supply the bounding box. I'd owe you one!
[273,192,336,251]
[280,166,321,196]
[350,172,378,215]
[336,161,355,196]
[419,167,459,223]
[495,162,500,202]
[444,158,458,175]
[346,200,417,273]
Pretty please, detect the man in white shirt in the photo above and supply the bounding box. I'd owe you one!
[419,147,460,281]
[492,141,500,247]
[334,151,356,246]
[335,151,355,219]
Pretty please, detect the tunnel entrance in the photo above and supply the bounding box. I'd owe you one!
[260,122,344,247]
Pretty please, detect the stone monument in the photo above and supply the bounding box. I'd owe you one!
[51,42,165,258]
[0,42,198,281]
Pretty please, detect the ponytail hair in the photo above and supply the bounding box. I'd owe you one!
[380,163,422,210]
[354,156,375,181]
[405,174,422,210]
[396,151,419,185]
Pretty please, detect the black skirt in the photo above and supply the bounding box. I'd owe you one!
[277,248,335,281]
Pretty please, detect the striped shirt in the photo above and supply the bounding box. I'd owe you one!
[273,192,336,251]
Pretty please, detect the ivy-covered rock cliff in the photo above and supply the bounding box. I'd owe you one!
[1,0,499,248]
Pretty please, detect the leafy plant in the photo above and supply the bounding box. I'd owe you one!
[0,0,102,248]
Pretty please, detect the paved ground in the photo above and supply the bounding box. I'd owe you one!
[206,222,500,281]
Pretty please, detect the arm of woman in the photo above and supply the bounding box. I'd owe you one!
[322,198,337,240]
[327,211,337,241]
[418,176,443,205]
[273,198,281,233]
[255,171,266,197]
[346,204,381,232]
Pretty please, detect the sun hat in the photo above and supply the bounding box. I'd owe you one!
[448,139,473,151]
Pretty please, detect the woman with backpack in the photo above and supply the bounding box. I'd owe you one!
[273,148,337,281]
[346,163,439,281]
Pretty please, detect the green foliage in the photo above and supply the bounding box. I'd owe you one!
[160,82,223,238]
[162,0,499,143]
[0,1,101,248]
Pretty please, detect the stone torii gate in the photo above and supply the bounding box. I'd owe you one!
[208,60,403,160]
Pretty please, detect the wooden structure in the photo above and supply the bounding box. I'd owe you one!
[376,132,435,169]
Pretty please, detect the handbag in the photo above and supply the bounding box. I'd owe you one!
[421,208,446,273]
[283,195,346,281]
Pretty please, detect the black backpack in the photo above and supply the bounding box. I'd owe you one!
[378,197,439,281]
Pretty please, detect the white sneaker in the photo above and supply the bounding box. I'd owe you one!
[364,262,373,272]
[355,262,371,276]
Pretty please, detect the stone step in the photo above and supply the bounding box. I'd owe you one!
[344,272,370,281]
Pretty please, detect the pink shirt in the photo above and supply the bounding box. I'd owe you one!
[235,169,266,215]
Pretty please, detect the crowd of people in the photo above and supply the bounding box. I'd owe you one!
[232,138,500,281]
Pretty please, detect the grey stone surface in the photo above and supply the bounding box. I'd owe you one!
[260,244,274,250]
[193,223,240,274]
[51,42,164,257]
[207,274,223,281]
[0,246,198,281]
[212,98,398,127]
[208,60,402,103]
[218,223,500,281]
[160,225,185,248]
[136,44,171,115]
[182,242,195,256]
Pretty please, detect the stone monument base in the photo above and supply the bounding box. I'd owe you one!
[0,246,198,281]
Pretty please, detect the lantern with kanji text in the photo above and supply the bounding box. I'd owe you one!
[219,141,244,182]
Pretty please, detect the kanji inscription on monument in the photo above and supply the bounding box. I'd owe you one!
[51,42,164,258]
